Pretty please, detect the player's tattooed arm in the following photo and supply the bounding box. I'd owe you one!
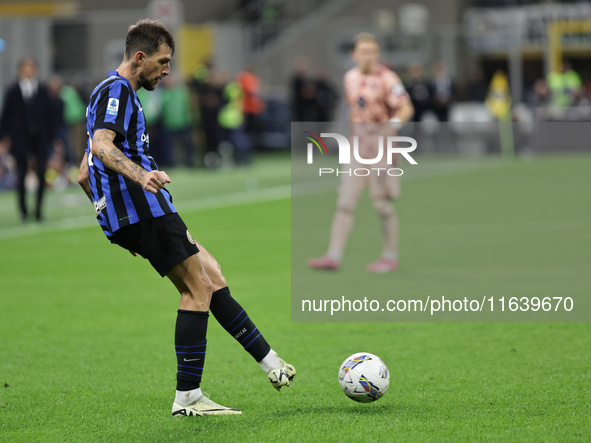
[77,152,92,202]
[91,128,170,194]
[92,128,146,182]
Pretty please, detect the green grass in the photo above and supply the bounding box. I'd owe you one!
[1,153,590,442]
[292,154,590,322]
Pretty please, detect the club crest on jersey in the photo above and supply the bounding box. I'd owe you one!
[186,229,196,245]
[107,98,119,116]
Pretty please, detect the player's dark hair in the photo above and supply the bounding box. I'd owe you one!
[125,19,175,60]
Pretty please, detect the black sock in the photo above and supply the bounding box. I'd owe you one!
[175,310,208,391]
[210,287,271,362]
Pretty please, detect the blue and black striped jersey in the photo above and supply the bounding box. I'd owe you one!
[85,71,176,237]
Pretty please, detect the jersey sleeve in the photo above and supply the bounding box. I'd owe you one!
[92,80,131,139]
[385,71,410,115]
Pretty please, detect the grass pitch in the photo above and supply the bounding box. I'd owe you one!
[0,153,590,442]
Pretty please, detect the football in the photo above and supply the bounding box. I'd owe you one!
[338,352,390,403]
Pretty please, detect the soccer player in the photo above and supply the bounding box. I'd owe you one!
[77,19,295,417]
[308,33,414,273]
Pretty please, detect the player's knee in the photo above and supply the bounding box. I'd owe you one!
[216,273,227,289]
[182,274,213,309]
[201,274,214,298]
[211,268,227,290]
[372,198,393,217]
[337,198,357,215]
[205,257,226,288]
[212,259,223,275]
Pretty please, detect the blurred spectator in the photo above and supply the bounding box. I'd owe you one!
[526,78,550,108]
[0,58,54,222]
[240,0,263,23]
[137,86,167,165]
[584,79,591,100]
[291,56,310,121]
[571,86,590,107]
[263,89,290,149]
[486,70,511,120]
[300,79,318,121]
[219,71,251,165]
[315,68,338,122]
[407,61,433,122]
[260,0,282,45]
[161,74,196,167]
[0,140,16,190]
[237,65,265,149]
[190,63,224,168]
[191,61,212,95]
[563,85,591,121]
[59,80,87,163]
[432,61,454,122]
[45,75,71,189]
[547,59,582,108]
[466,64,487,102]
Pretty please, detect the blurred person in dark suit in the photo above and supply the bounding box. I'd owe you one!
[407,61,433,122]
[432,61,454,122]
[0,58,54,222]
[466,64,487,102]
[291,55,310,121]
[190,65,225,168]
[431,61,454,153]
[315,67,338,122]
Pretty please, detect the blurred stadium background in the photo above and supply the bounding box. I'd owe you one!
[1,0,591,192]
[1,1,590,441]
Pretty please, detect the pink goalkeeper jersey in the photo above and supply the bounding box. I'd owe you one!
[344,64,409,123]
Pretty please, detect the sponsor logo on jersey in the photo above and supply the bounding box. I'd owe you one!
[93,196,107,215]
[106,98,119,116]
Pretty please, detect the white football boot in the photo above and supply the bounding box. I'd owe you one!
[266,353,296,391]
[171,392,242,416]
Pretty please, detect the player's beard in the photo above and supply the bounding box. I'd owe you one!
[138,72,159,91]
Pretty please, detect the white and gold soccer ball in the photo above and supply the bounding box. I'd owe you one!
[338,352,390,403]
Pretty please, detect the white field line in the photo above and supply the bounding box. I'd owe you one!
[0,160,502,241]
[0,185,292,241]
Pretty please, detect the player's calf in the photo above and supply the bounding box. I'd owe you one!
[209,287,296,390]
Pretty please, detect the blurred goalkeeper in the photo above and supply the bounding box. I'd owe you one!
[77,19,294,417]
[308,33,414,273]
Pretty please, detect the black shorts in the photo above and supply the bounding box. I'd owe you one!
[109,213,199,277]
